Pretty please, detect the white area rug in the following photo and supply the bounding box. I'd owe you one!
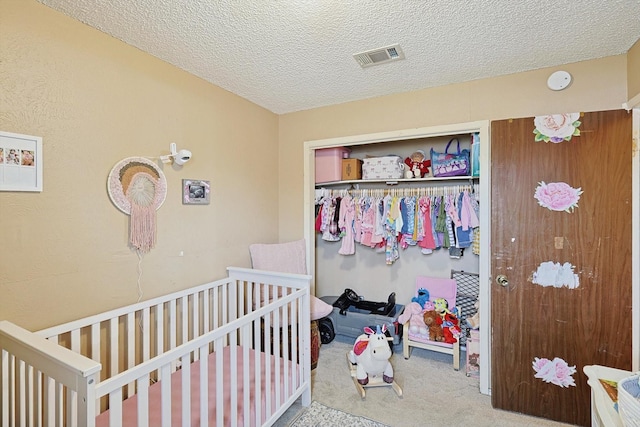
[288,401,389,427]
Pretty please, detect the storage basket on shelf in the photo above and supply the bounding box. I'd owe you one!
[618,373,640,426]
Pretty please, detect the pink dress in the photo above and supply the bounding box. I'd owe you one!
[338,195,356,255]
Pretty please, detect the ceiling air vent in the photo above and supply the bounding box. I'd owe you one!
[353,44,405,68]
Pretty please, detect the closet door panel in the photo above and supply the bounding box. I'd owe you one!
[490,110,632,426]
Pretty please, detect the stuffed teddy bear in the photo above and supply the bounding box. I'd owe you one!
[466,299,479,330]
[398,302,428,336]
[422,310,445,342]
[411,288,430,309]
[404,150,431,178]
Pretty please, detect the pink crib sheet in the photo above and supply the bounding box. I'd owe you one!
[95,346,300,427]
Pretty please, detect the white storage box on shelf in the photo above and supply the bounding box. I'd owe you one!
[315,147,351,183]
[362,155,404,180]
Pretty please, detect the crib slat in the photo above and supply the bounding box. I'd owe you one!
[242,330,251,425]
[65,388,76,427]
[11,355,17,427]
[230,341,238,426]
[90,323,100,362]
[168,301,176,375]
[16,359,24,427]
[253,319,262,427]
[35,370,44,427]
[160,364,171,424]
[192,293,199,362]
[71,328,81,354]
[26,365,35,427]
[274,308,281,410]
[180,296,188,346]
[181,354,190,427]
[142,307,150,363]
[202,290,210,335]
[264,313,272,422]
[155,303,164,358]
[43,375,54,425]
[108,388,123,427]
[215,339,224,427]
[127,312,135,397]
[199,345,208,427]
[109,318,118,377]
[56,382,63,426]
[212,289,219,331]
[137,373,150,427]
[1,350,7,427]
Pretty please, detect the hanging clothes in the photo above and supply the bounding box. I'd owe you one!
[314,186,480,264]
[338,194,356,255]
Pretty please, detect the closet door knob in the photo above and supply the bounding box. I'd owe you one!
[496,275,509,287]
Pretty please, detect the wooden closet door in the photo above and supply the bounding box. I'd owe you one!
[490,110,632,426]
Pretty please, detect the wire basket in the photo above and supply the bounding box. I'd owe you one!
[619,374,640,427]
[451,270,479,347]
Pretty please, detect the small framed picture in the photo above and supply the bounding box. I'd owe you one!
[0,130,43,192]
[182,179,210,205]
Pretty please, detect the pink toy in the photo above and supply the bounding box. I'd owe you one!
[398,302,428,336]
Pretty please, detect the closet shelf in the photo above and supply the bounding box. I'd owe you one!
[316,175,478,187]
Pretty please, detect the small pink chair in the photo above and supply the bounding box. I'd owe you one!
[402,275,461,370]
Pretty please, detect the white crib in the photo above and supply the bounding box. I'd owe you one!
[0,267,312,427]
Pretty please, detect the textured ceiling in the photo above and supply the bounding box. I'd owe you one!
[38,0,640,114]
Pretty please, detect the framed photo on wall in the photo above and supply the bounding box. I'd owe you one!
[182,179,210,205]
[0,130,43,192]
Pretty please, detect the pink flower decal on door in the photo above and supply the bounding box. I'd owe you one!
[534,181,582,213]
[532,357,577,388]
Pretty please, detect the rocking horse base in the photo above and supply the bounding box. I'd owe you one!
[346,352,403,399]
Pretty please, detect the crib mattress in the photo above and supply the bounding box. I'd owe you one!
[95,346,300,427]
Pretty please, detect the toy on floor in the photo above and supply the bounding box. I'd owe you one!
[347,324,402,398]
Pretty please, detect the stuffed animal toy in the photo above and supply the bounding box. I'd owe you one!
[397,302,428,335]
[348,325,394,385]
[442,312,461,344]
[433,297,451,318]
[404,150,431,178]
[411,288,430,309]
[422,310,445,342]
[466,299,480,329]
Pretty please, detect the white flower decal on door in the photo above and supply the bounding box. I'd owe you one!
[533,113,581,143]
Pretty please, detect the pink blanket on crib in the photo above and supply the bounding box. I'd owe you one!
[95,346,300,427]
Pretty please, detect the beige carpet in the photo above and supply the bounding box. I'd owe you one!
[288,401,389,427]
[275,337,576,427]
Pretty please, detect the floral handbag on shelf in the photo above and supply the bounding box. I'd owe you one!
[430,138,471,177]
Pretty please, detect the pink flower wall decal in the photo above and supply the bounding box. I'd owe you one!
[532,357,576,388]
[534,181,582,213]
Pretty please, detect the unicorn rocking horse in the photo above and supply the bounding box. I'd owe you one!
[347,324,403,398]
